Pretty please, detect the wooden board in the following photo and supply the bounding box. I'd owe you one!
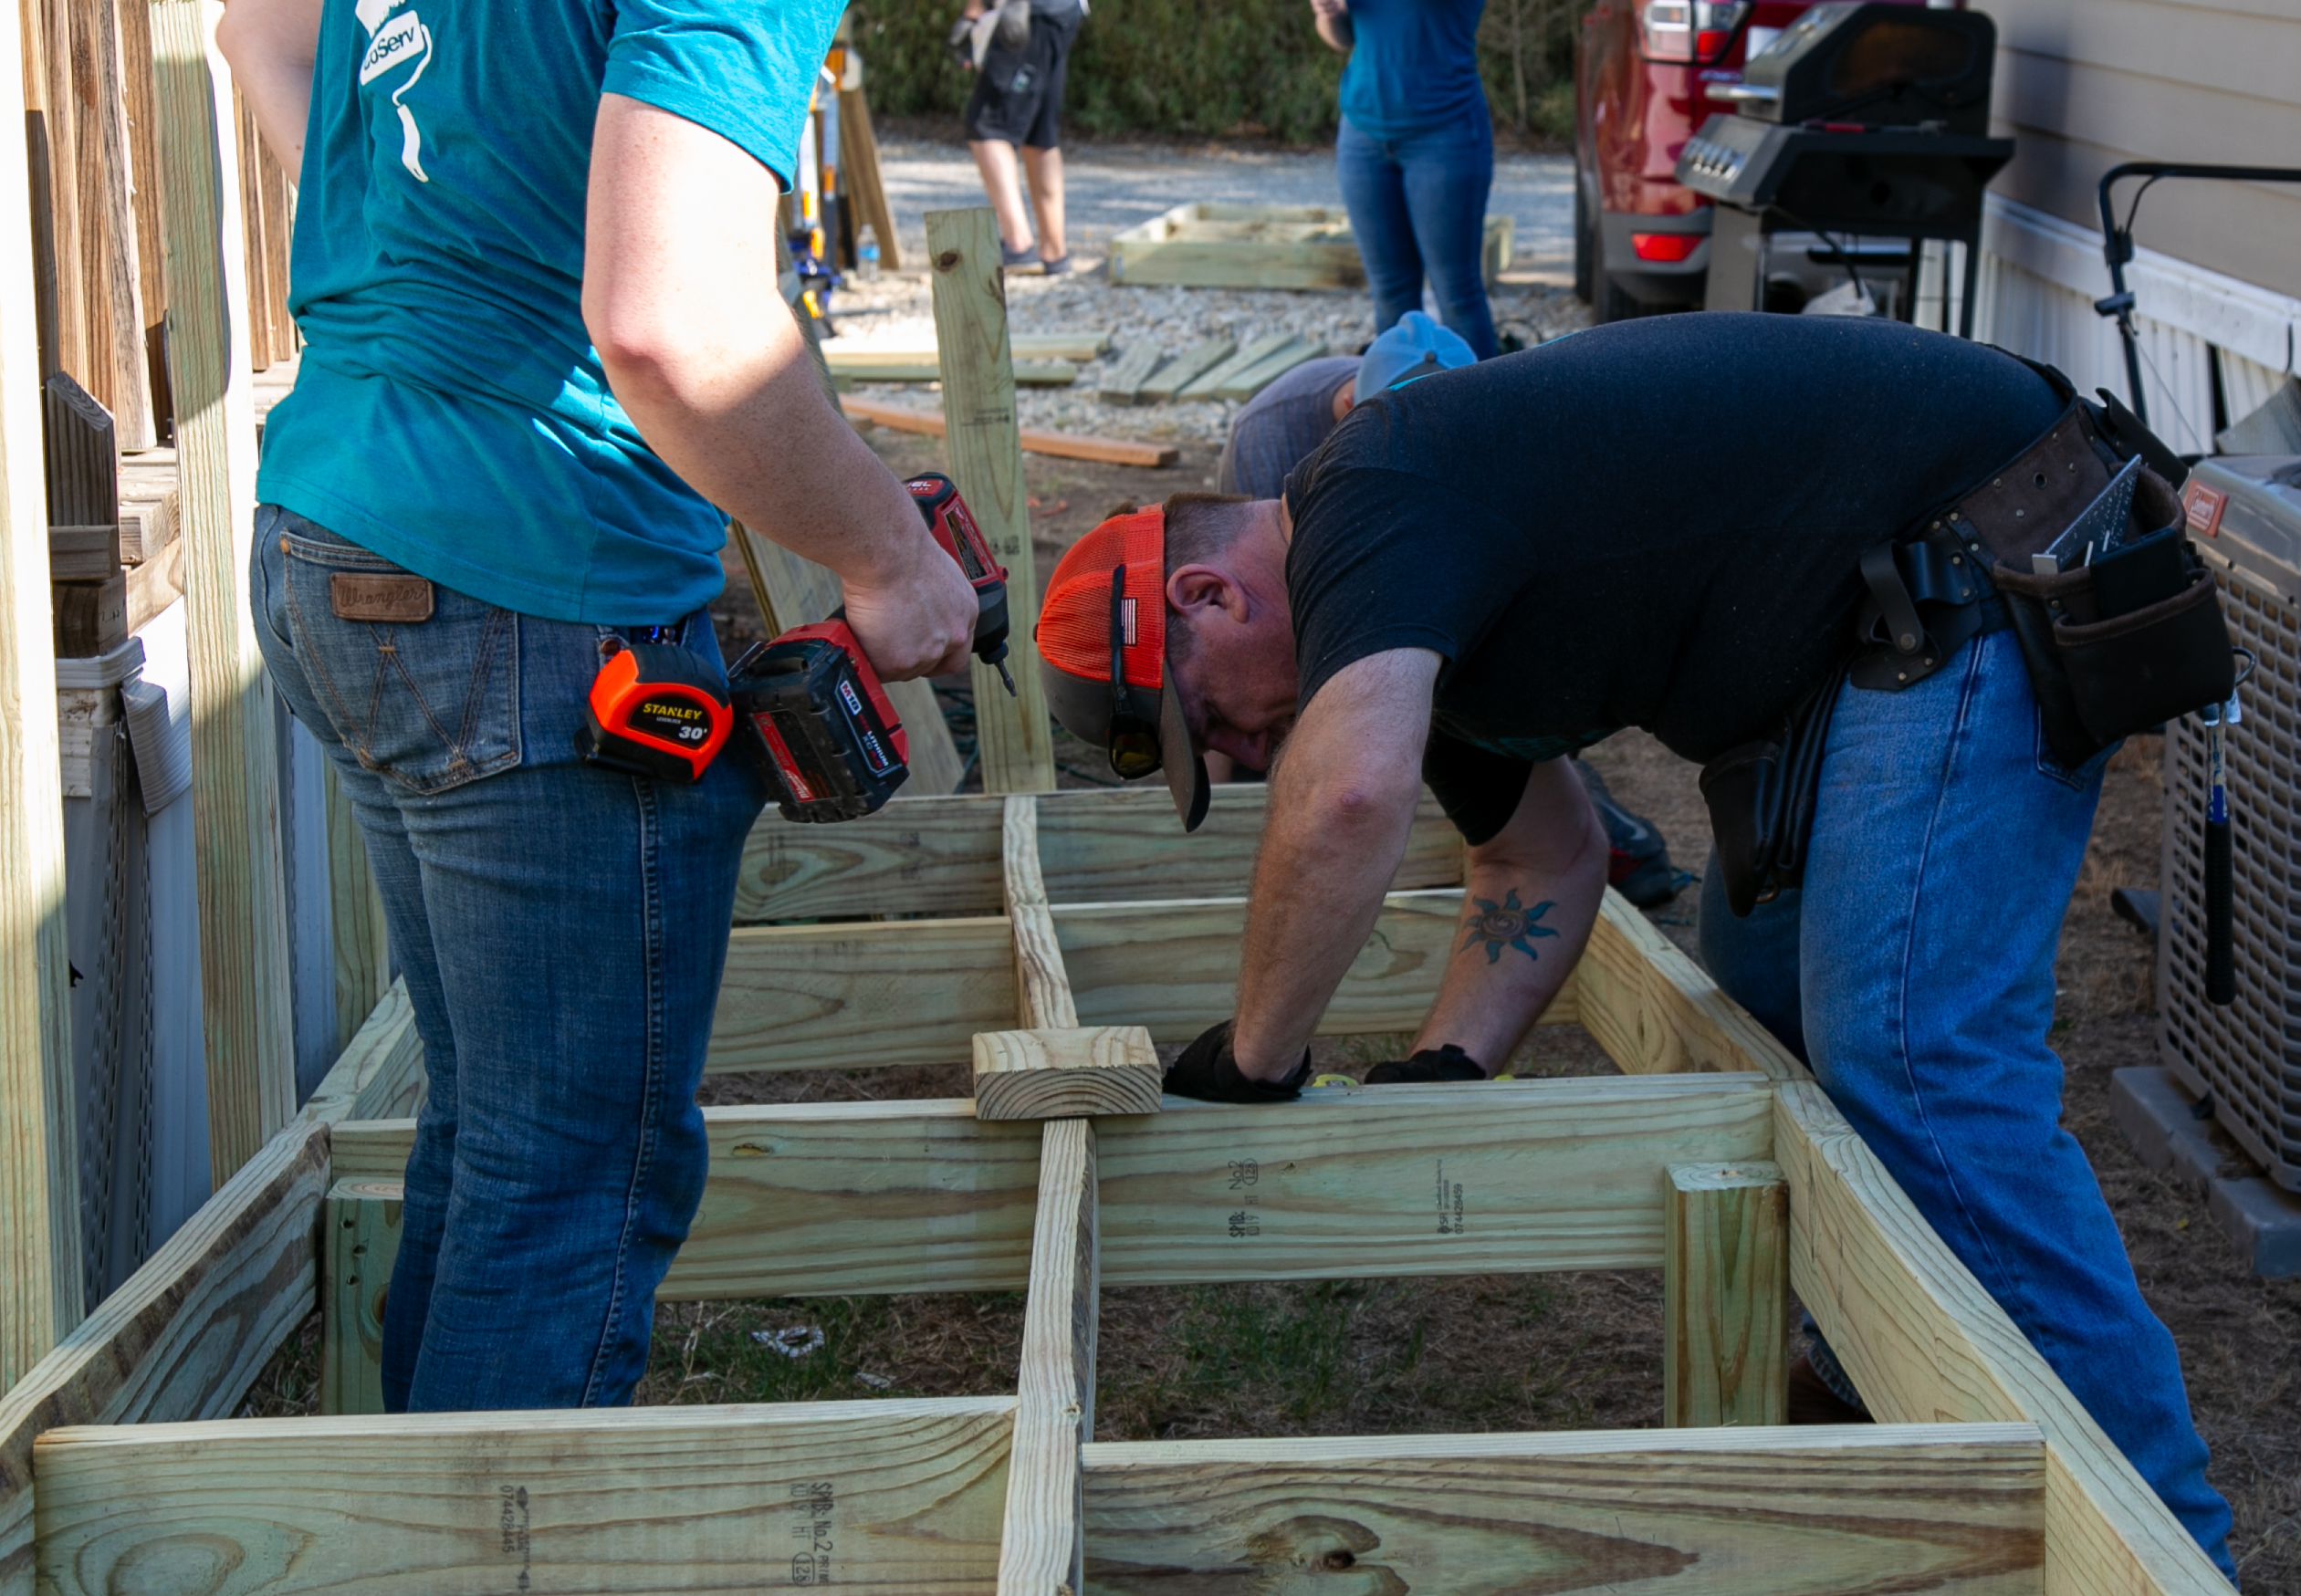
[335,1074,1772,1301]
[708,916,1020,1073]
[0,0,81,1394]
[838,395,1179,468]
[0,1124,327,1594]
[832,357,1077,387]
[153,0,298,1184]
[1001,793,1074,1031]
[735,791,1008,923]
[1213,337,1326,402]
[294,978,424,1130]
[1080,1424,2047,1596]
[34,1398,1015,1595]
[999,1121,1096,1596]
[1095,341,1166,405]
[1177,333,1294,401]
[973,1028,1161,1122]
[1135,336,1233,403]
[1110,203,1515,293]
[1664,1160,1787,1428]
[836,82,899,273]
[73,0,152,449]
[926,208,1056,795]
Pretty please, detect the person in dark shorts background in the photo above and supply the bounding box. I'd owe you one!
[954,0,1083,272]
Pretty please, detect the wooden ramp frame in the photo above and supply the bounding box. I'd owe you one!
[1108,202,1514,293]
[0,785,2233,1595]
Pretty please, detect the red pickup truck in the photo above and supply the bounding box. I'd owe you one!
[1575,0,1953,320]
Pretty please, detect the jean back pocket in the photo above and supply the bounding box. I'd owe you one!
[279,527,520,795]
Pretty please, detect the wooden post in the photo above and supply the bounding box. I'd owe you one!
[0,0,83,1394]
[999,1116,1095,1596]
[35,0,85,386]
[837,78,899,272]
[114,0,166,436]
[1001,794,1072,1030]
[1663,1160,1789,1428]
[926,207,1055,796]
[319,1178,400,1416]
[323,761,391,1058]
[152,0,297,1185]
[70,0,150,446]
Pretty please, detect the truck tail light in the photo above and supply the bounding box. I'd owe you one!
[1630,233,1704,262]
[1638,0,1749,63]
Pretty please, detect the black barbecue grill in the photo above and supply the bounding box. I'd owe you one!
[1675,3,2013,332]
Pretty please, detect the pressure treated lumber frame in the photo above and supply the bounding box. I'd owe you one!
[0,779,2234,1596]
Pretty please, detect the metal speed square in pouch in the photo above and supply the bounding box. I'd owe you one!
[728,621,913,822]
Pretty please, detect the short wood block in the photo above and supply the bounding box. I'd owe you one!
[1665,1160,1789,1428]
[972,1027,1161,1121]
[52,574,127,658]
[320,1178,403,1416]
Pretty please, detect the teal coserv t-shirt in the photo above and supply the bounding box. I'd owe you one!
[257,0,843,623]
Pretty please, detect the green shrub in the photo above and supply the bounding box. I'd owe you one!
[849,0,1589,145]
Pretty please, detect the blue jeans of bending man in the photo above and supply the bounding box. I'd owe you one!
[1699,629,2235,1581]
[252,506,764,1410]
[1335,107,1499,360]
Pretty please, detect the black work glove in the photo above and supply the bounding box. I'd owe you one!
[946,16,976,67]
[1164,1020,1310,1103]
[1365,1044,1486,1085]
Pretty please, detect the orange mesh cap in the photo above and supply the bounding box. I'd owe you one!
[1035,507,1209,831]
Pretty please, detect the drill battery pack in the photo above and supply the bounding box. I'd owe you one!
[730,620,913,822]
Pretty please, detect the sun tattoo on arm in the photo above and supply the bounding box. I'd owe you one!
[1460,889,1559,965]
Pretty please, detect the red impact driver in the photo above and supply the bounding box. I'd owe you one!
[729,474,1012,823]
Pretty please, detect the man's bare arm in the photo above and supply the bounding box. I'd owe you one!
[1309,0,1354,54]
[584,95,974,679]
[216,0,320,170]
[1230,649,1439,1079]
[1410,758,1608,1070]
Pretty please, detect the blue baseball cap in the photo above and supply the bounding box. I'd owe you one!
[1354,311,1478,404]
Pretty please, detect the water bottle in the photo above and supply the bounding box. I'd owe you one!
[857,224,881,282]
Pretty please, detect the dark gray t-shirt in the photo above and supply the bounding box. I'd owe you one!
[1216,355,1359,500]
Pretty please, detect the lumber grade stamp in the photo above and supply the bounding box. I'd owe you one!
[973,1027,1162,1121]
[1664,1160,1788,1428]
[33,1398,1016,1595]
[1080,1424,2047,1596]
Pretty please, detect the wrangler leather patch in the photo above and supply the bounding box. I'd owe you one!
[330,572,434,622]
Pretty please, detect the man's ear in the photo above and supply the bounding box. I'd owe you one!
[1167,564,1245,624]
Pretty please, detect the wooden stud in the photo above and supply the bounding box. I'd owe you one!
[334,1073,1772,1299]
[152,0,298,1184]
[1663,1160,1788,1428]
[319,1179,398,1417]
[1095,340,1166,405]
[1003,794,1074,1029]
[927,206,1056,795]
[831,355,1078,387]
[35,0,85,386]
[999,1119,1096,1596]
[0,1123,327,1591]
[231,87,267,371]
[32,1398,1017,1595]
[1081,1424,2047,1594]
[1213,337,1326,403]
[838,393,1180,468]
[0,0,82,1396]
[974,1028,1160,1122]
[737,790,1008,923]
[115,0,166,431]
[323,759,392,1059]
[730,515,966,799]
[69,0,152,448]
[296,978,422,1129]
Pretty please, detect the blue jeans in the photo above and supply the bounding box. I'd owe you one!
[1700,629,2235,1582]
[1335,109,1498,360]
[251,506,763,1410]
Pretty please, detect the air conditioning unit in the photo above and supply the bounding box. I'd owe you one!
[2161,453,2301,1192]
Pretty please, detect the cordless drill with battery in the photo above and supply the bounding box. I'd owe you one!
[728,473,1013,823]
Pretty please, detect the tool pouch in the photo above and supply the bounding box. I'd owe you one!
[1993,531,2234,768]
[1699,663,1846,918]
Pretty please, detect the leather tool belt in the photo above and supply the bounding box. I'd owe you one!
[1702,358,2235,917]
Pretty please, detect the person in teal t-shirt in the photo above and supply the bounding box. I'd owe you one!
[1311,0,1498,358]
[221,0,977,1411]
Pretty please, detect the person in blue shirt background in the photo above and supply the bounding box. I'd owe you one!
[220,0,977,1412]
[1312,0,1499,360]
